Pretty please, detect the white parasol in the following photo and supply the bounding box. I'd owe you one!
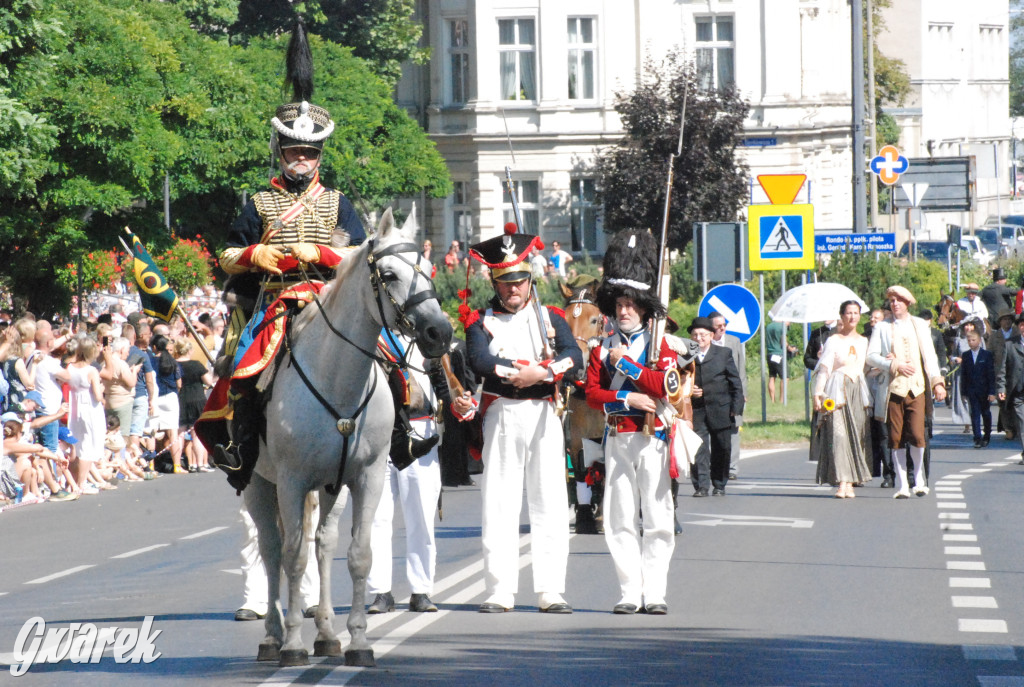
[768,282,869,324]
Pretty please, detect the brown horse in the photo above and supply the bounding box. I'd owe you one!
[559,278,609,534]
[935,293,966,330]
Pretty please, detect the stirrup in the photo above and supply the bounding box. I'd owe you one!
[213,443,243,472]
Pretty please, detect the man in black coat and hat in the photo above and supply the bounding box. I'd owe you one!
[981,267,1015,330]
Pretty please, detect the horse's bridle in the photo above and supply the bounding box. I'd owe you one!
[367,239,441,337]
[565,291,607,348]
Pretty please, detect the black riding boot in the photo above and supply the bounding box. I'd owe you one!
[390,408,440,471]
[213,393,261,493]
[574,503,600,535]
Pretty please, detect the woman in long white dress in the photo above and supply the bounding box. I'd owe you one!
[811,301,874,498]
[67,337,107,494]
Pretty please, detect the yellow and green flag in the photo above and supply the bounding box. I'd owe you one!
[123,228,179,322]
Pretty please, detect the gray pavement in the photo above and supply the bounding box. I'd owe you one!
[0,406,1022,685]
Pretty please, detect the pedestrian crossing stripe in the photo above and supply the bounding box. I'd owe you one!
[759,215,803,257]
[747,202,815,271]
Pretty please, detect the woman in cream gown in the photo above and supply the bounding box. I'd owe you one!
[811,301,874,498]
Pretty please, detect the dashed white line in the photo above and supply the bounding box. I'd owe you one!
[180,526,228,540]
[943,534,978,542]
[935,486,963,492]
[936,493,965,499]
[983,462,1009,467]
[941,523,974,530]
[945,546,982,555]
[939,512,970,519]
[950,577,991,588]
[962,645,1016,661]
[958,619,1008,633]
[947,561,986,571]
[111,544,169,559]
[936,502,967,509]
[964,468,992,474]
[952,596,998,609]
[25,565,95,585]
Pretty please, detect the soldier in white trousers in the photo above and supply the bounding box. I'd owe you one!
[366,331,476,614]
[236,501,320,620]
[585,229,677,615]
[464,226,583,613]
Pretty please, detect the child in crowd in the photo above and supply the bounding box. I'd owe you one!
[104,415,146,481]
[955,330,996,448]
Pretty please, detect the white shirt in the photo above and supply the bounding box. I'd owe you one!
[33,355,65,414]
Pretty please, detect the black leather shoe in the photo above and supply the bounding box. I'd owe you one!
[574,504,599,535]
[982,436,990,447]
[303,605,318,619]
[880,477,894,489]
[367,592,395,614]
[234,608,264,621]
[479,602,511,613]
[409,594,437,612]
[645,604,668,615]
[712,488,725,496]
[539,602,572,614]
[613,603,638,614]
[692,489,709,497]
[973,439,982,449]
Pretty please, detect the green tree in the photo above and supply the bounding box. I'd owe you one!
[233,0,427,85]
[594,50,749,249]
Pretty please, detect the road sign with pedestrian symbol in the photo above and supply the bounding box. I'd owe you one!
[747,203,814,270]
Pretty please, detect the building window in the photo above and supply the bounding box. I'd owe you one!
[502,178,540,235]
[695,15,735,91]
[570,178,599,252]
[498,18,537,102]
[567,17,595,100]
[452,181,472,246]
[448,19,470,105]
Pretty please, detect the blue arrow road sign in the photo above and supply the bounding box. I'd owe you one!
[698,284,762,344]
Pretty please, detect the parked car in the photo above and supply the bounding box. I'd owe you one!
[981,224,1024,258]
[896,239,992,265]
[973,228,1011,259]
[984,215,1024,228]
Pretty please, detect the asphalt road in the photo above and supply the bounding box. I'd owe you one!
[1,406,1022,686]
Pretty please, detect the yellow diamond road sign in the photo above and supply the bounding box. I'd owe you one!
[747,203,815,271]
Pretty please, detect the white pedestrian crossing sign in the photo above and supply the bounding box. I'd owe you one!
[747,203,815,270]
[760,215,802,258]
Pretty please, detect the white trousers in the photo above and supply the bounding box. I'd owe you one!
[603,432,676,606]
[240,502,319,614]
[368,418,442,595]
[481,398,568,599]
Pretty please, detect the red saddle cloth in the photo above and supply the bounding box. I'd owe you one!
[194,283,323,453]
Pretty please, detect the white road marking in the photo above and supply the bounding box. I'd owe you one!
[738,448,792,459]
[964,468,992,474]
[941,523,973,530]
[939,474,972,480]
[684,513,813,528]
[938,512,970,519]
[936,493,965,499]
[935,481,963,487]
[962,645,1016,661]
[983,462,1009,467]
[958,619,1008,633]
[221,569,243,575]
[25,565,95,585]
[936,502,967,509]
[976,676,1024,686]
[727,483,830,491]
[0,592,7,597]
[943,534,978,542]
[945,546,982,555]
[180,526,228,540]
[947,561,987,571]
[950,577,991,588]
[111,543,169,559]
[935,486,963,492]
[952,596,998,609]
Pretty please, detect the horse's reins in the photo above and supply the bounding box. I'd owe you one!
[282,238,442,494]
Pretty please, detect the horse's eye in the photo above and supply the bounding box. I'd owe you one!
[381,271,398,283]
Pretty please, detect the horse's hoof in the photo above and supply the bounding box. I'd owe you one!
[313,639,343,657]
[344,648,375,667]
[279,649,309,667]
[257,642,281,662]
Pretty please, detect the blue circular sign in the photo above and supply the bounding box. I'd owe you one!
[697,284,762,344]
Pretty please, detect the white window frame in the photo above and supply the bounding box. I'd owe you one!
[695,14,735,92]
[502,178,541,238]
[446,18,471,105]
[570,178,600,253]
[567,16,596,101]
[451,181,473,247]
[498,18,538,103]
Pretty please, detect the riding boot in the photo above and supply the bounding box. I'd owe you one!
[213,393,261,493]
[390,407,440,471]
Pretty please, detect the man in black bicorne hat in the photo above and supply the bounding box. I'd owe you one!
[464,224,583,614]
[981,267,1015,330]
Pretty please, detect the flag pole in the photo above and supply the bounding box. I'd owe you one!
[175,303,216,365]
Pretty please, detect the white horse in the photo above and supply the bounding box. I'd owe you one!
[244,208,452,667]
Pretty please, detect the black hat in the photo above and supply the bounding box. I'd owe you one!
[595,230,665,320]
[993,267,1007,282]
[271,21,335,153]
[688,316,715,334]
[918,308,933,320]
[997,307,1015,322]
[469,223,543,282]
